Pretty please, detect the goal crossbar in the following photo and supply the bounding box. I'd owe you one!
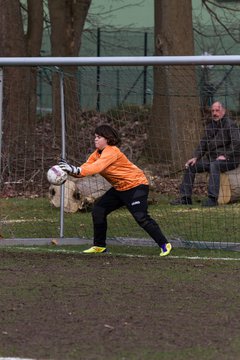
[0,55,240,66]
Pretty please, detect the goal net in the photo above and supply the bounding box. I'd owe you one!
[1,58,240,250]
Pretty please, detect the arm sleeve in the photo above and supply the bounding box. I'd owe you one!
[67,152,98,178]
[193,123,214,159]
[80,148,118,176]
[225,125,240,159]
[194,137,207,159]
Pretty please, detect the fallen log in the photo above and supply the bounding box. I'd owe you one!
[49,178,79,213]
[218,165,240,204]
[49,174,111,213]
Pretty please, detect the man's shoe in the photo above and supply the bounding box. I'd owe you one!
[170,197,192,205]
[202,197,218,207]
[160,243,172,257]
[83,246,108,254]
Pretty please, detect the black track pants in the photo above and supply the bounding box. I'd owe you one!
[91,184,168,247]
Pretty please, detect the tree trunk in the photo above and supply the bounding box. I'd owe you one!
[0,0,43,184]
[151,0,201,171]
[48,0,92,156]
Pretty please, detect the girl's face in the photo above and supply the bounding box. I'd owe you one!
[94,134,108,150]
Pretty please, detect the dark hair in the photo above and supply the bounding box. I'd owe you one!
[94,125,121,146]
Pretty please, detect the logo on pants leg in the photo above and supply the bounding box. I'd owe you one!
[131,201,140,206]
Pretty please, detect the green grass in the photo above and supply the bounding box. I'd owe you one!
[1,196,240,245]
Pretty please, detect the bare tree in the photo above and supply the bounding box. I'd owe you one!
[0,0,43,183]
[193,1,240,56]
[48,0,92,154]
[194,1,240,111]
[0,0,91,187]
[150,0,202,170]
[1,0,239,185]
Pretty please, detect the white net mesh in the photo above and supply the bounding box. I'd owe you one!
[1,62,240,249]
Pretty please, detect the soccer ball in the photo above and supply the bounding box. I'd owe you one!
[47,165,68,186]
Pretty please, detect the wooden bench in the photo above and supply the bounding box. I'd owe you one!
[218,165,240,204]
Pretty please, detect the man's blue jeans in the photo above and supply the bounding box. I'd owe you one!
[180,159,238,199]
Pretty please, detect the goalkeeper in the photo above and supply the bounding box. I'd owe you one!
[59,124,172,256]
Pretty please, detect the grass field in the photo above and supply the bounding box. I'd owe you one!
[0,244,240,360]
[1,197,240,245]
[1,196,240,359]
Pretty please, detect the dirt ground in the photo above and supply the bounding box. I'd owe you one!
[0,250,240,360]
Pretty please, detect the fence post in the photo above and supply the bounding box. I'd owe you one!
[59,70,66,238]
[143,32,148,105]
[0,68,3,186]
[96,28,101,111]
[116,69,120,107]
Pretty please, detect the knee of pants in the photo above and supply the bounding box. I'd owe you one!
[92,205,106,224]
[209,161,220,173]
[132,211,150,227]
[186,166,196,175]
[210,160,217,167]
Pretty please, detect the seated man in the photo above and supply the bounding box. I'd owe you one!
[171,101,240,207]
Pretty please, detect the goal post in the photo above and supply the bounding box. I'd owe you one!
[0,67,3,184]
[1,56,240,251]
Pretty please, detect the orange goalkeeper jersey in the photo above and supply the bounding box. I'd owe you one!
[78,145,148,191]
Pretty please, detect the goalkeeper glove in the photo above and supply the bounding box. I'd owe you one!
[58,159,81,176]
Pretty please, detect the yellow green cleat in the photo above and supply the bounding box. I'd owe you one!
[160,243,172,257]
[83,246,108,254]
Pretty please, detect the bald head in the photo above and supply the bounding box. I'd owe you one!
[211,102,226,121]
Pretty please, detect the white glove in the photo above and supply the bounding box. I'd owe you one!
[58,159,81,175]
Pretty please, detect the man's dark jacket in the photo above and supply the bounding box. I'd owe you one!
[194,116,240,164]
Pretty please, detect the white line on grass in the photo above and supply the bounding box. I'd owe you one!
[0,358,35,360]
[169,255,240,261]
[12,246,240,261]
